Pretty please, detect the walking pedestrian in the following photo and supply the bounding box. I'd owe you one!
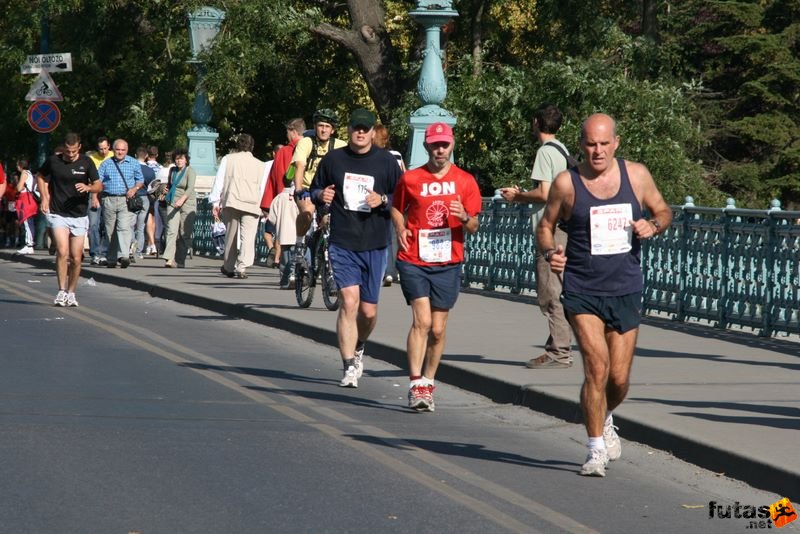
[161,148,197,268]
[500,103,576,368]
[14,159,39,255]
[87,136,111,265]
[97,139,144,268]
[208,134,267,279]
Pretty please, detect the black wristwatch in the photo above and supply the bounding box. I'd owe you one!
[543,248,557,262]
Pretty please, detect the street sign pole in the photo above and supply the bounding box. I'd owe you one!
[36,0,50,169]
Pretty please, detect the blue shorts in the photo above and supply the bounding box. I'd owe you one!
[396,260,462,310]
[561,291,643,333]
[46,213,89,237]
[263,219,276,235]
[328,244,387,305]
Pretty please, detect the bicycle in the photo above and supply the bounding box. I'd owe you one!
[295,210,339,311]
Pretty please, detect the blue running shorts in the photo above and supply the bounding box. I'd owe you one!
[396,260,462,310]
[328,243,387,305]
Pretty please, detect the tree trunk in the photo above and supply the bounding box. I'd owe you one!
[472,0,488,78]
[311,0,404,123]
[642,0,659,42]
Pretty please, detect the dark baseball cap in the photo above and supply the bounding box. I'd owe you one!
[349,108,376,129]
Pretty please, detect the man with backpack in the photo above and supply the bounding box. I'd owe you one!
[500,103,576,369]
[292,109,346,265]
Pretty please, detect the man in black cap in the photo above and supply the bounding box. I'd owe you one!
[311,108,402,388]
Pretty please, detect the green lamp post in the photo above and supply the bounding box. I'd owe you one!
[407,0,458,170]
[187,6,225,177]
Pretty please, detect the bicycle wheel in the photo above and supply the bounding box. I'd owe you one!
[320,240,340,311]
[294,255,314,308]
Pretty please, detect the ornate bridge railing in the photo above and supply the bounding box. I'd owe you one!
[192,197,800,337]
[463,197,800,337]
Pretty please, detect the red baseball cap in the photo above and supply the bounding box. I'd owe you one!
[424,122,454,144]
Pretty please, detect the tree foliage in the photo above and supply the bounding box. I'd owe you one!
[0,0,199,164]
[0,0,794,208]
[660,0,800,207]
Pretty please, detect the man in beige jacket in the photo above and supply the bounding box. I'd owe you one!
[209,134,267,278]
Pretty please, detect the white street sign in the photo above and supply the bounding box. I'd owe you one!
[25,71,63,102]
[21,53,72,74]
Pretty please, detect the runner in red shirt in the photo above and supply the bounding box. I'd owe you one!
[391,122,482,411]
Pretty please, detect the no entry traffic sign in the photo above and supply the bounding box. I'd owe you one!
[27,100,61,133]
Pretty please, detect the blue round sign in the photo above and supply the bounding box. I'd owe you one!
[27,100,61,133]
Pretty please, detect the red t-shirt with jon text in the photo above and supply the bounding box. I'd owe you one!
[393,163,482,266]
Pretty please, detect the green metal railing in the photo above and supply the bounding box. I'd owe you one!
[191,196,800,337]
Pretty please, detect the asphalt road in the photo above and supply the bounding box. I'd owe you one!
[0,260,783,533]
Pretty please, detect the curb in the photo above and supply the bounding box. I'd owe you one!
[3,251,797,497]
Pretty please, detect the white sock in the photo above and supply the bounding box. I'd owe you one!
[421,376,435,386]
[409,378,425,388]
[588,437,605,450]
[605,412,613,427]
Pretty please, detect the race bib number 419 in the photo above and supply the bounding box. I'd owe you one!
[589,203,633,255]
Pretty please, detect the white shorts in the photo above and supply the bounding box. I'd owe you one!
[47,213,90,237]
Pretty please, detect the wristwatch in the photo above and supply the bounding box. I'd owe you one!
[380,194,388,206]
[543,248,557,262]
[649,219,661,233]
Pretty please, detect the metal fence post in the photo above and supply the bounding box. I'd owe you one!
[677,196,693,322]
[763,199,781,336]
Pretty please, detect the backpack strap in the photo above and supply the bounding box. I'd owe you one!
[543,141,578,168]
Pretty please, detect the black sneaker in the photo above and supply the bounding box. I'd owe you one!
[119,258,131,269]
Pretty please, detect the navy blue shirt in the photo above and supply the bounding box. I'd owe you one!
[311,146,401,252]
[563,158,644,296]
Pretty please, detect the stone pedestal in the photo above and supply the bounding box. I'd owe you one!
[188,128,218,178]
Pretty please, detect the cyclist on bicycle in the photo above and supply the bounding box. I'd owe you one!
[311,108,402,388]
[292,109,346,265]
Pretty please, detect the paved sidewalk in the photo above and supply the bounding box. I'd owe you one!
[3,250,798,498]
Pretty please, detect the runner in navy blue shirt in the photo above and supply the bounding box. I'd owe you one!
[537,113,673,477]
[311,108,401,388]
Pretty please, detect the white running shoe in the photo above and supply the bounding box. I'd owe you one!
[16,246,34,255]
[604,423,621,461]
[66,292,79,307]
[54,290,68,307]
[580,448,609,477]
[353,343,365,379]
[339,366,358,388]
[408,383,435,412]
